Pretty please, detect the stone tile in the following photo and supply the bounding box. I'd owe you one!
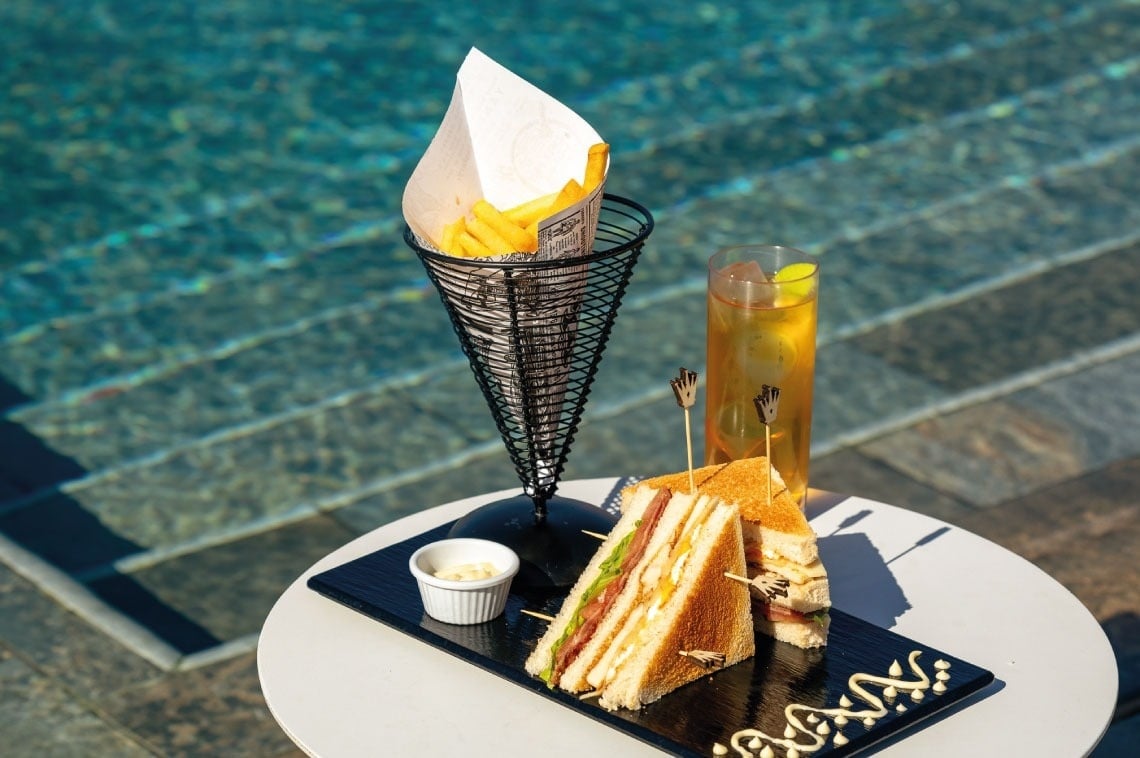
[1019,349,1140,469]
[860,348,1140,506]
[812,342,947,446]
[126,514,358,642]
[0,491,143,575]
[0,563,161,700]
[0,644,152,757]
[945,455,1140,619]
[949,456,1140,701]
[860,396,1083,506]
[1092,710,1140,757]
[102,652,299,758]
[809,448,975,524]
[565,394,706,481]
[850,237,1140,392]
[1102,611,1140,713]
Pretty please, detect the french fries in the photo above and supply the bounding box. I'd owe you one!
[431,142,608,257]
[584,142,608,193]
[503,192,558,227]
[440,216,466,254]
[456,231,494,258]
[555,178,585,210]
[473,200,537,253]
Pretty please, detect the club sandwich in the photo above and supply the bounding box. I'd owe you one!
[623,457,830,648]
[524,485,755,711]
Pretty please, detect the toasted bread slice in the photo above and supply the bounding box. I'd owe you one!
[554,488,702,692]
[755,615,830,649]
[591,496,754,710]
[524,485,662,682]
[624,457,816,564]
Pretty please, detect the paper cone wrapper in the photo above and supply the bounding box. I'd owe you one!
[402,47,607,258]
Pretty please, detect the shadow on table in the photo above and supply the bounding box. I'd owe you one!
[811,493,956,632]
[819,529,912,630]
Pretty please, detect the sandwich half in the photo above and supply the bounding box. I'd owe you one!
[624,457,830,649]
[524,485,754,711]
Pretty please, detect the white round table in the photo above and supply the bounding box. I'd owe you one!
[258,479,1117,757]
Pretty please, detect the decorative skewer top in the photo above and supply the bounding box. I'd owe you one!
[670,367,699,409]
[670,367,699,495]
[753,384,781,425]
[724,572,791,603]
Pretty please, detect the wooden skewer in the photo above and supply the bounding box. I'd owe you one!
[684,406,696,495]
[724,572,751,586]
[581,529,607,540]
[679,649,727,668]
[578,690,601,701]
[765,424,772,508]
[670,368,699,495]
[520,609,555,623]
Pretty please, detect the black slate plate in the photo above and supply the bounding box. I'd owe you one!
[307,520,995,757]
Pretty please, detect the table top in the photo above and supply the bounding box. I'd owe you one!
[257,479,1118,757]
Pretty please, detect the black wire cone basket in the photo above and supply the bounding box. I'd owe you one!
[405,195,654,588]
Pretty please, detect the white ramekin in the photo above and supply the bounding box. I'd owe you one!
[408,538,520,624]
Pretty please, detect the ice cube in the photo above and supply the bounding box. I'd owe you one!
[716,261,775,308]
[725,260,769,283]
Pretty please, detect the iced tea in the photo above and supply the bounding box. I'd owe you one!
[705,246,818,506]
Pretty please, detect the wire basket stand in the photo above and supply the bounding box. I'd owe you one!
[406,195,653,587]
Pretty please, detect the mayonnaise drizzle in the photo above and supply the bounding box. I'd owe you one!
[725,651,946,757]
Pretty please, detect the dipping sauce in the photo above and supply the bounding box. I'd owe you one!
[433,561,500,581]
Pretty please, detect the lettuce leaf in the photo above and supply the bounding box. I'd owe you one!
[539,525,638,683]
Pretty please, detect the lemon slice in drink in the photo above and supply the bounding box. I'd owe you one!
[773,262,817,303]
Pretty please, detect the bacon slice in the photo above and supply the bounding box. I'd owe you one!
[623,488,672,568]
[756,602,825,625]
